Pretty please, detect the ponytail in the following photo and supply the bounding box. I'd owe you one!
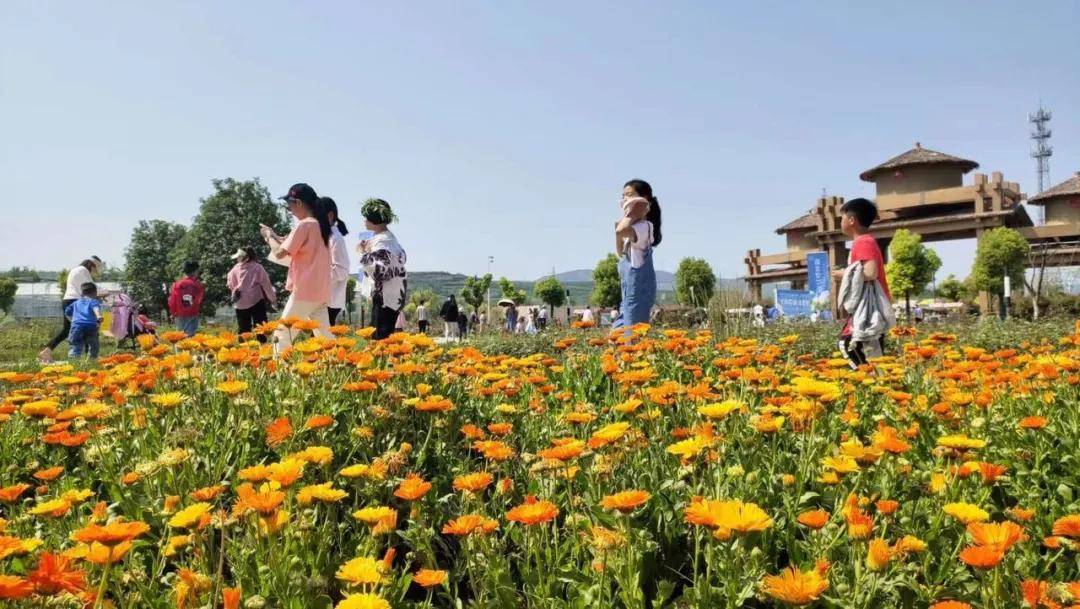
[310,198,332,246]
[335,218,349,237]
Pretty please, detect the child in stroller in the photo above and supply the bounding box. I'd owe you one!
[110,293,156,350]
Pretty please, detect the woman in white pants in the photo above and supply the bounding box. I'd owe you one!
[261,183,333,352]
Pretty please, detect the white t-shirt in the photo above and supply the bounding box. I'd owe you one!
[416,305,427,321]
[64,266,94,300]
[622,221,653,269]
[581,308,594,322]
[328,226,350,309]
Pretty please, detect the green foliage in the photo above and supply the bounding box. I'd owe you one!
[971,227,1030,295]
[499,277,527,305]
[674,257,715,306]
[936,274,968,303]
[534,276,566,316]
[885,229,942,306]
[123,220,188,316]
[345,277,357,321]
[170,178,291,314]
[460,274,493,313]
[410,288,438,308]
[0,278,16,317]
[590,254,621,308]
[57,268,68,298]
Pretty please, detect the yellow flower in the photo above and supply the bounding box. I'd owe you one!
[337,594,390,609]
[943,502,989,524]
[216,380,249,395]
[290,445,334,465]
[336,556,386,587]
[684,498,773,537]
[297,482,348,506]
[937,435,987,450]
[666,435,713,460]
[168,503,212,529]
[697,400,745,420]
[791,377,841,402]
[866,539,891,571]
[150,392,186,409]
[821,456,860,474]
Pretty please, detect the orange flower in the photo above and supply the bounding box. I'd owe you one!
[412,569,447,588]
[0,575,33,600]
[966,521,1026,551]
[1051,514,1080,538]
[83,540,134,565]
[958,545,1004,569]
[599,490,651,513]
[233,483,286,516]
[0,484,31,503]
[304,415,334,430]
[866,539,891,571]
[33,466,65,482]
[684,499,772,537]
[505,497,559,526]
[929,602,972,609]
[265,417,293,448]
[28,552,86,595]
[393,474,432,502]
[874,500,899,516]
[72,520,150,546]
[452,472,494,493]
[442,514,499,537]
[761,561,829,605]
[797,509,830,530]
[222,587,242,609]
[536,439,586,461]
[1018,416,1048,430]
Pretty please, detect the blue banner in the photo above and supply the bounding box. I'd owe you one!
[775,289,812,318]
[806,252,832,320]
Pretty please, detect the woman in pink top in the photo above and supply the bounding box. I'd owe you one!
[226,246,277,343]
[260,182,333,352]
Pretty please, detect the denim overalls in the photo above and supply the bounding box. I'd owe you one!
[613,232,656,328]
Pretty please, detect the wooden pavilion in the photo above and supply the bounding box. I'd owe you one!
[744,143,1080,310]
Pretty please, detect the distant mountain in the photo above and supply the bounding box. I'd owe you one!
[544,268,677,290]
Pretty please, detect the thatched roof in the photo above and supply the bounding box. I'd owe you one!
[775,210,817,234]
[859,142,979,182]
[1028,171,1080,205]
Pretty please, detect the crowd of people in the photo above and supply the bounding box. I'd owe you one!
[36,178,898,371]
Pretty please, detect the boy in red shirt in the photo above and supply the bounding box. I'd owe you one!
[168,261,205,337]
[836,198,891,368]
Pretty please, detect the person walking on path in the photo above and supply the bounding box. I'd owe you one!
[356,198,408,340]
[40,255,102,363]
[395,309,407,333]
[613,179,662,328]
[504,303,518,333]
[457,306,469,338]
[321,197,351,326]
[416,301,429,334]
[64,282,103,359]
[262,183,333,352]
[168,260,205,337]
[440,295,460,340]
[226,247,276,342]
[835,197,893,369]
[537,305,548,330]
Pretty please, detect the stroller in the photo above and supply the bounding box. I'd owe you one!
[110,293,157,350]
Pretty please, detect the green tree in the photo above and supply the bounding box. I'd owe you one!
[345,277,357,324]
[885,229,942,319]
[123,220,188,317]
[971,228,1030,307]
[534,276,566,317]
[936,274,967,302]
[403,288,438,322]
[170,178,291,314]
[460,274,493,314]
[674,257,716,306]
[591,254,621,308]
[498,277,526,305]
[57,268,68,298]
[0,278,16,317]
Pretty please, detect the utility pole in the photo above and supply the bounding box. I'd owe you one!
[486,255,494,325]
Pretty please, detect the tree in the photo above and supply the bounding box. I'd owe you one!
[57,268,68,298]
[123,220,188,317]
[460,274,493,314]
[0,278,16,317]
[885,229,942,319]
[345,277,357,324]
[498,277,526,305]
[170,178,291,314]
[534,276,566,318]
[674,257,716,306]
[403,288,438,323]
[971,228,1030,312]
[591,254,621,308]
[936,274,966,302]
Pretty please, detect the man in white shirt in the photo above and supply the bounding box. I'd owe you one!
[581,308,595,323]
[537,305,549,330]
[40,256,102,363]
[416,302,429,334]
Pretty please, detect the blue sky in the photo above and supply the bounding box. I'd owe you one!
[3,1,1079,283]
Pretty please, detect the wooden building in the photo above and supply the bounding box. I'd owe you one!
[744,143,1079,307]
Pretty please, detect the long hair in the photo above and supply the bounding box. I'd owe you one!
[624,179,662,246]
[319,197,349,236]
[305,198,332,246]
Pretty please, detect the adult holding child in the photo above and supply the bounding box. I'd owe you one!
[260,183,333,352]
[40,255,103,363]
[226,246,276,342]
[321,197,351,326]
[356,198,407,340]
[613,179,662,328]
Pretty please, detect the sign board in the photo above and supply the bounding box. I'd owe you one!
[775,289,812,318]
[806,251,832,320]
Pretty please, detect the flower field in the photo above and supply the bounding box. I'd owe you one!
[1,322,1079,609]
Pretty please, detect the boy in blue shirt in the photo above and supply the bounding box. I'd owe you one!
[64,283,103,359]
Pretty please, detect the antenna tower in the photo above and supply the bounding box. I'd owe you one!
[1030,103,1053,223]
